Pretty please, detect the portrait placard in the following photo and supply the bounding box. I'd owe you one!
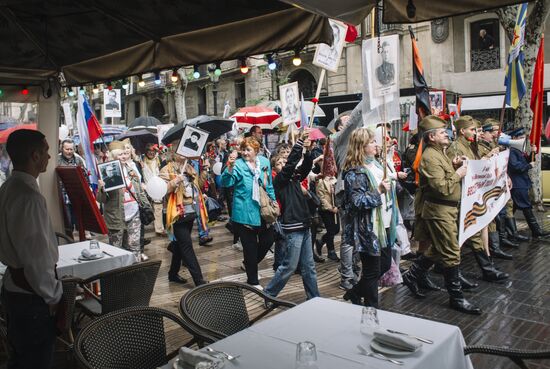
[312,20,347,73]
[279,82,301,126]
[103,89,122,118]
[429,90,446,115]
[372,35,399,97]
[176,125,209,158]
[98,160,125,192]
[157,123,174,145]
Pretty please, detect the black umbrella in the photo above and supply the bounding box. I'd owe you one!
[162,115,233,145]
[129,116,162,130]
[117,129,158,154]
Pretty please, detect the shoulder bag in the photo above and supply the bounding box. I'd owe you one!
[259,170,280,224]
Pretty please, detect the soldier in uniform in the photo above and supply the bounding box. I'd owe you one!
[446,116,509,283]
[507,128,550,239]
[402,116,481,314]
[477,122,513,260]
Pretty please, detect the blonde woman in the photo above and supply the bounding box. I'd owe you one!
[341,128,390,307]
[97,141,149,261]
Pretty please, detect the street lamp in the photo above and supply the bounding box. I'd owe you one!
[207,63,220,116]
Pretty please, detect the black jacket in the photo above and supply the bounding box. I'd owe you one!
[274,140,313,232]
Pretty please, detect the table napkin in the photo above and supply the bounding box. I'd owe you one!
[373,331,422,352]
[177,347,223,368]
[81,249,101,258]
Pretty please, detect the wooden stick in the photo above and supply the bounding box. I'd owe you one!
[308,69,326,128]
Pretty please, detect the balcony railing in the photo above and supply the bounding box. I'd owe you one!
[471,48,500,71]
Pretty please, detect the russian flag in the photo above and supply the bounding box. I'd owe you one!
[76,94,101,190]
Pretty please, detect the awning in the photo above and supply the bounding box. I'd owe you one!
[461,95,509,111]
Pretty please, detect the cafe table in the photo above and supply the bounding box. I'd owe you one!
[161,297,473,369]
[56,241,136,279]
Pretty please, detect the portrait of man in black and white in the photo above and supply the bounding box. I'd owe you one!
[176,126,209,158]
[375,41,395,87]
[98,160,125,192]
[279,82,301,125]
[104,89,122,118]
[312,20,347,73]
[106,90,119,110]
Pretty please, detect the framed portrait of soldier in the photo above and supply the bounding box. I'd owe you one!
[176,125,209,158]
[103,89,122,118]
[429,90,446,115]
[372,35,398,97]
[98,160,125,192]
[313,19,347,73]
[279,82,301,126]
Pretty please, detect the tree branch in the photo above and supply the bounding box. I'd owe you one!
[496,6,517,42]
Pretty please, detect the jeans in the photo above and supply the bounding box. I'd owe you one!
[352,253,381,308]
[170,217,204,285]
[265,230,320,299]
[235,222,274,285]
[1,288,56,369]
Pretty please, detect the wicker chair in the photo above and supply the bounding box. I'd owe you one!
[464,345,550,369]
[57,277,82,349]
[76,260,161,320]
[55,232,75,245]
[179,281,296,342]
[74,306,196,369]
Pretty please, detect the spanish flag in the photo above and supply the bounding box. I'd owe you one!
[504,3,528,109]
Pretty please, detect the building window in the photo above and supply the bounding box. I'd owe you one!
[198,87,206,115]
[134,100,140,117]
[235,79,246,108]
[470,19,500,71]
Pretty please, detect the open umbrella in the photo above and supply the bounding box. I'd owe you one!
[259,100,326,118]
[117,129,158,153]
[231,106,281,130]
[162,116,233,145]
[129,116,161,131]
[308,128,326,141]
[0,124,37,144]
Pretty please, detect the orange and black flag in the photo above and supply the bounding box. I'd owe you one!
[409,26,430,119]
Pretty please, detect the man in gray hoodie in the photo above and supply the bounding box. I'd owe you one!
[331,103,364,290]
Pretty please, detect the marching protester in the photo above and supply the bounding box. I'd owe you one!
[264,131,320,300]
[142,143,166,236]
[402,116,482,314]
[446,116,509,283]
[97,140,149,261]
[0,130,62,369]
[221,136,275,289]
[341,128,390,307]
[506,128,550,239]
[160,148,208,286]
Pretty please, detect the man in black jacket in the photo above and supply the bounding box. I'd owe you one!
[264,131,320,299]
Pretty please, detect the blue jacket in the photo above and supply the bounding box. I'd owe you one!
[221,156,275,227]
[508,147,531,189]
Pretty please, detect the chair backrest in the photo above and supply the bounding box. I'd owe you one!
[74,306,190,369]
[56,232,75,245]
[180,281,296,340]
[58,277,82,340]
[93,260,161,314]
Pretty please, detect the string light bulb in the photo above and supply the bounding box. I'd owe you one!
[122,80,129,89]
[154,71,161,85]
[79,87,85,95]
[138,75,145,87]
[21,86,29,95]
[292,49,302,66]
[92,85,99,94]
[214,62,222,76]
[193,65,201,79]
[171,69,179,83]
[107,82,113,91]
[267,54,277,70]
[67,89,75,97]
[239,58,249,74]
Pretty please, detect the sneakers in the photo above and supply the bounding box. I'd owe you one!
[339,280,354,291]
[168,275,188,284]
[327,251,340,262]
[199,236,213,246]
[232,241,243,251]
[251,284,263,291]
[140,253,149,261]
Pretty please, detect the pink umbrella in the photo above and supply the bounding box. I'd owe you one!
[231,106,280,130]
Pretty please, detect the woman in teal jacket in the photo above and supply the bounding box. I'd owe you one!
[221,137,276,288]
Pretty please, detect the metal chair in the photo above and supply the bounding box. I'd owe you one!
[179,281,296,342]
[76,260,161,321]
[74,306,196,369]
[464,345,550,369]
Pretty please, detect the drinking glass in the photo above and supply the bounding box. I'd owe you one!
[360,307,380,335]
[295,341,318,369]
[89,240,100,251]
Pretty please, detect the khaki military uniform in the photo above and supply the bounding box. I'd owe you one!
[418,145,463,266]
[446,136,485,252]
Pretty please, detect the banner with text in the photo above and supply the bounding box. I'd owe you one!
[459,150,510,246]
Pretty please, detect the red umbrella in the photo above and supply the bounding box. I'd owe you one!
[231,106,280,130]
[0,123,37,144]
[308,128,326,141]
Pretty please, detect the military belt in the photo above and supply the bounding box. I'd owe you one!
[425,197,459,208]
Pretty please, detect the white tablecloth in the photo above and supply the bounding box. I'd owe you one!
[57,241,136,279]
[161,297,473,369]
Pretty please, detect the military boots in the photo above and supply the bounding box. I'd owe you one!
[523,208,550,239]
[443,266,482,315]
[473,250,509,282]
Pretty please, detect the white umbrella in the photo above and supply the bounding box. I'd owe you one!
[259,100,326,118]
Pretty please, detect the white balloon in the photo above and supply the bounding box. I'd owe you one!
[145,176,167,200]
[212,162,223,176]
[59,125,69,140]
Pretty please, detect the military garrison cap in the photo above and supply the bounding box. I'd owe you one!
[482,123,496,132]
[453,115,476,131]
[419,115,447,133]
[484,118,501,128]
